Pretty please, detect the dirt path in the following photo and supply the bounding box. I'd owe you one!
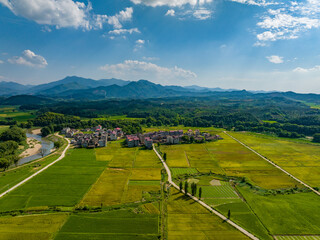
[0,136,70,199]
[153,145,259,240]
[224,131,320,196]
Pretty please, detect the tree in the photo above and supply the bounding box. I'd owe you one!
[0,126,26,143]
[228,210,231,219]
[40,148,46,157]
[0,158,10,171]
[41,127,52,137]
[9,155,20,167]
[163,153,167,161]
[313,133,320,143]
[54,141,62,149]
[179,182,183,192]
[199,187,202,200]
[184,181,188,196]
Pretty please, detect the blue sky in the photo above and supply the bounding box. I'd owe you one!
[0,0,320,93]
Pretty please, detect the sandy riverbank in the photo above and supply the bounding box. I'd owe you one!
[20,138,42,158]
[31,128,41,135]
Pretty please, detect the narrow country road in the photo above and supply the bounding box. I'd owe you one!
[153,145,259,240]
[0,136,70,199]
[224,131,320,196]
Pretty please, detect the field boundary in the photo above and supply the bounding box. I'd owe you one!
[0,136,70,199]
[225,131,320,196]
[153,144,259,240]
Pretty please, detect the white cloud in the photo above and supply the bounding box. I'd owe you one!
[108,28,140,35]
[293,65,320,73]
[230,0,275,7]
[142,56,159,61]
[0,76,4,79]
[266,55,284,63]
[134,39,145,52]
[136,39,145,44]
[233,0,320,45]
[0,60,4,64]
[0,1,134,31]
[165,9,175,16]
[107,7,133,29]
[8,50,48,68]
[193,8,212,20]
[130,0,212,7]
[100,60,197,84]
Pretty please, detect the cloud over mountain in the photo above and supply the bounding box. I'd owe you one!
[8,50,48,68]
[100,60,197,84]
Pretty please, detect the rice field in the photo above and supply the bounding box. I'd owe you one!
[167,189,249,240]
[200,185,239,198]
[170,167,198,178]
[0,149,107,212]
[275,236,320,240]
[0,213,68,240]
[55,210,159,240]
[80,145,161,207]
[238,186,320,235]
[0,106,36,122]
[228,132,320,187]
[161,132,300,189]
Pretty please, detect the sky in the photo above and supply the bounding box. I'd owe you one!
[0,0,320,93]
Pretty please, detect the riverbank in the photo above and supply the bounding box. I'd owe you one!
[19,138,42,158]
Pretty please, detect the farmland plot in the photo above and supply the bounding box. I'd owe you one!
[55,210,159,240]
[229,132,320,187]
[0,149,107,212]
[167,189,249,240]
[0,213,68,240]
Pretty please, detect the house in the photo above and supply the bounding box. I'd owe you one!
[144,137,153,149]
[126,135,140,147]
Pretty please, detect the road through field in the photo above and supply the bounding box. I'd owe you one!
[0,136,70,199]
[153,144,259,240]
[224,131,320,196]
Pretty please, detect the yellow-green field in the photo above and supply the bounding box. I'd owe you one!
[161,132,300,189]
[79,141,161,207]
[167,189,249,240]
[0,106,36,122]
[0,213,68,240]
[229,132,320,187]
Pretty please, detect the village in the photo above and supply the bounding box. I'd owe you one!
[61,126,222,149]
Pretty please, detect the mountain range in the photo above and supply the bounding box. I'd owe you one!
[0,76,237,99]
[1,76,320,104]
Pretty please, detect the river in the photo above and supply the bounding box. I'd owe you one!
[18,133,54,166]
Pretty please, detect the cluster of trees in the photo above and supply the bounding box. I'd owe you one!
[29,112,142,136]
[0,126,26,171]
[179,181,202,199]
[16,94,320,140]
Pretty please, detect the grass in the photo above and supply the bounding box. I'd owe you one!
[229,131,320,187]
[54,210,159,240]
[238,185,320,235]
[0,148,107,211]
[167,189,249,240]
[0,213,68,240]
